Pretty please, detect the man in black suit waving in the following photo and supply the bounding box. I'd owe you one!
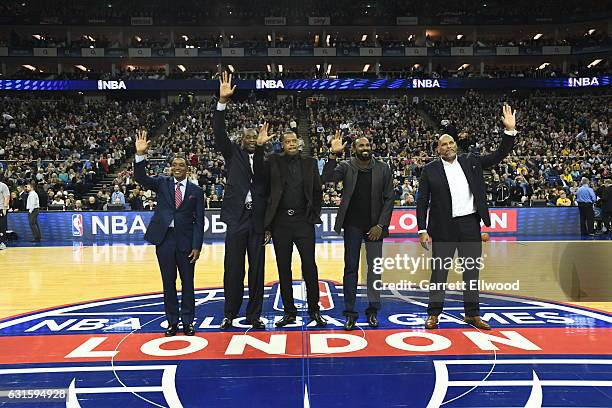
[213,72,267,330]
[253,127,327,328]
[134,130,204,337]
[417,104,518,330]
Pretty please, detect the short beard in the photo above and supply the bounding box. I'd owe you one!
[356,151,371,161]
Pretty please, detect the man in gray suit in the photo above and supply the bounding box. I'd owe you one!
[322,131,395,330]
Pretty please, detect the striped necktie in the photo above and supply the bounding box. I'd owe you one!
[175,182,183,208]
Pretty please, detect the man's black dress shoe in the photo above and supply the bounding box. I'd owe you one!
[165,324,178,337]
[250,319,266,329]
[310,311,327,327]
[275,315,296,327]
[220,317,232,330]
[183,323,195,336]
[344,316,357,331]
[367,314,379,328]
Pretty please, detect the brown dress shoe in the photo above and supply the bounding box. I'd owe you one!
[425,315,439,330]
[464,316,491,330]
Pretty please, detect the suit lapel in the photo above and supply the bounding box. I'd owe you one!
[301,157,311,198]
[371,160,381,201]
[457,155,476,191]
[238,148,253,177]
[435,159,451,193]
[167,177,175,208]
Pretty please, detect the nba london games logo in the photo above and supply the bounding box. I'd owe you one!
[0,281,610,407]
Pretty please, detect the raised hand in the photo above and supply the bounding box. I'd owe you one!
[330,130,347,154]
[135,129,151,155]
[256,122,273,146]
[219,71,236,104]
[502,104,516,131]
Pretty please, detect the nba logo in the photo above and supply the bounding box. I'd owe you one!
[72,214,84,237]
[274,281,334,311]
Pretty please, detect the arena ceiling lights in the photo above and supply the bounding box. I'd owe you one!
[588,59,603,68]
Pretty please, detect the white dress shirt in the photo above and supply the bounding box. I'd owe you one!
[442,157,477,218]
[26,190,40,213]
[245,153,253,203]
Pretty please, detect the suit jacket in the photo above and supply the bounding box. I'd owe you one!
[416,133,516,240]
[322,157,394,235]
[134,160,204,251]
[253,146,322,229]
[602,185,612,212]
[213,109,266,232]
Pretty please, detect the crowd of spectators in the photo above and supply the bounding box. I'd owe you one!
[0,96,174,211]
[1,90,609,213]
[421,91,611,207]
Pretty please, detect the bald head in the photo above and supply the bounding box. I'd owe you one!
[437,134,457,162]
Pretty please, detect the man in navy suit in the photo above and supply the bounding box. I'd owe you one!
[134,130,205,337]
[417,104,517,331]
[213,72,267,330]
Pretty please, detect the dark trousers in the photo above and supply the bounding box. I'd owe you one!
[28,209,41,241]
[428,213,482,317]
[603,210,612,233]
[342,225,382,318]
[0,211,7,243]
[578,202,595,235]
[223,209,265,322]
[155,228,195,326]
[271,213,319,316]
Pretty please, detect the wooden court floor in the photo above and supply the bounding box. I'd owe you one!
[1,240,611,319]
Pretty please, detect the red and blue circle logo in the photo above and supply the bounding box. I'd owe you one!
[1,281,611,407]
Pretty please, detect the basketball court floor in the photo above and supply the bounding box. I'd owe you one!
[0,236,611,407]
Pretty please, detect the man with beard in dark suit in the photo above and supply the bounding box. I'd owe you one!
[322,132,395,330]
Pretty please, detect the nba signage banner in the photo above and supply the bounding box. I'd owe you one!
[81,48,105,57]
[313,47,336,57]
[405,47,427,56]
[308,17,330,25]
[264,16,286,25]
[496,46,519,55]
[175,48,198,57]
[267,48,291,57]
[33,48,58,57]
[221,48,245,57]
[396,16,418,25]
[128,48,152,57]
[7,208,580,244]
[359,47,383,57]
[131,16,153,25]
[542,45,571,55]
[451,46,474,56]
